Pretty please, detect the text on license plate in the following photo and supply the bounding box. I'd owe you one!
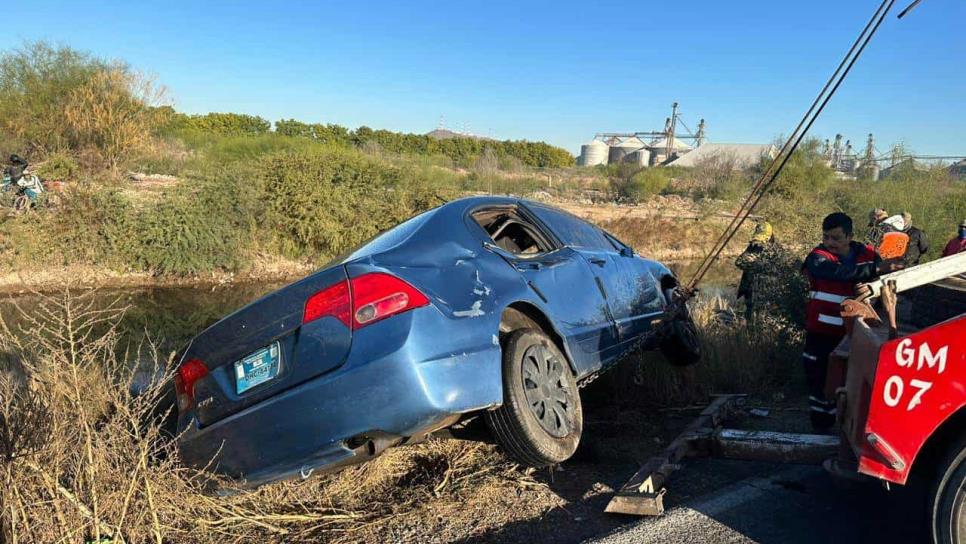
[234,342,280,394]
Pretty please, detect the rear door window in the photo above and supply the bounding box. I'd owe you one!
[527,205,613,251]
[471,207,554,256]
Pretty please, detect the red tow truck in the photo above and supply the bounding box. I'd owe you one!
[837,252,966,543]
[606,251,966,544]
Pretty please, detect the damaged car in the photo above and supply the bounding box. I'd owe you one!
[174,196,700,488]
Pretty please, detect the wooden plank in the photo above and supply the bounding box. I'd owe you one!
[713,429,839,464]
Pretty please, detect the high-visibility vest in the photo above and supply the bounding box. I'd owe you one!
[878,231,909,260]
[804,245,876,336]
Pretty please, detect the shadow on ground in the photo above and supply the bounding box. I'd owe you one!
[452,377,931,544]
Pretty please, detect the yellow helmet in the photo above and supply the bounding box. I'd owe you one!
[751,221,773,243]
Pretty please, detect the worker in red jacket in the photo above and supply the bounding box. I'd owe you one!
[801,212,901,430]
[941,219,966,257]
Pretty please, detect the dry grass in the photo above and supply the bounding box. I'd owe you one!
[0,288,547,543]
[0,287,807,542]
[600,215,752,262]
[607,292,802,407]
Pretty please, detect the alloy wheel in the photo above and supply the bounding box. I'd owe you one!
[521,343,575,438]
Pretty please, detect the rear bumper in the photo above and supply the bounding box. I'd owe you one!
[177,307,503,486]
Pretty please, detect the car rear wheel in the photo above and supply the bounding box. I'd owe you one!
[660,306,702,367]
[485,329,582,467]
[931,436,966,544]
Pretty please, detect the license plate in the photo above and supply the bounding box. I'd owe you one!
[234,342,281,395]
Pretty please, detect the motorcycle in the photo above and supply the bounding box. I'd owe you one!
[2,167,48,214]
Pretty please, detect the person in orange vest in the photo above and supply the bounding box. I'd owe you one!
[801,212,902,430]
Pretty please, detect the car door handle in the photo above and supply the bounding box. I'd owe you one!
[516,261,543,271]
[588,257,607,267]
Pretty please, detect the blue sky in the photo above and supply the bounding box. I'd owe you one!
[5,0,964,156]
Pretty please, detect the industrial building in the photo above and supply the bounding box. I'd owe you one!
[949,159,966,181]
[577,102,777,170]
[877,158,930,180]
[667,143,777,169]
[578,103,704,168]
[820,133,965,180]
[577,106,963,178]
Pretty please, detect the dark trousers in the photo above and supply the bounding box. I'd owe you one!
[802,332,842,431]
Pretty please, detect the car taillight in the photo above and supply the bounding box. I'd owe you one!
[303,280,352,326]
[302,273,429,330]
[174,358,208,412]
[351,273,429,328]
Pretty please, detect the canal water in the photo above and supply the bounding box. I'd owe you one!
[0,259,739,359]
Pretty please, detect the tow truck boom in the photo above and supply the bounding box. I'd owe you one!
[857,252,966,300]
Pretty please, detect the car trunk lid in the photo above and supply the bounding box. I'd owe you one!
[181,266,352,426]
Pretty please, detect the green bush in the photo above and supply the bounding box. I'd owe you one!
[36,151,80,180]
[272,118,573,168]
[757,165,965,265]
[768,140,835,200]
[275,119,351,145]
[8,185,136,267]
[0,42,160,171]
[131,174,255,275]
[0,42,106,154]
[162,111,271,136]
[611,168,671,202]
[1,172,261,276]
[827,168,965,253]
[201,133,323,165]
[263,148,448,259]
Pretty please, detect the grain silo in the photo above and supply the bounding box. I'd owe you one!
[626,149,651,167]
[579,140,609,167]
[608,137,645,165]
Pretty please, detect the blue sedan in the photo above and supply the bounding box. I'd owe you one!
[175,196,700,488]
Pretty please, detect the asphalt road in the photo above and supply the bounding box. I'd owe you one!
[585,459,930,544]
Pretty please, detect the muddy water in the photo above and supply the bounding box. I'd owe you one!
[0,282,286,358]
[666,259,739,294]
[0,259,738,357]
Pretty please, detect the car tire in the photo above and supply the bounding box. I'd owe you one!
[660,306,702,367]
[485,328,582,467]
[931,435,966,544]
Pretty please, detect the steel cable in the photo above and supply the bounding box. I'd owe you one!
[685,0,897,293]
